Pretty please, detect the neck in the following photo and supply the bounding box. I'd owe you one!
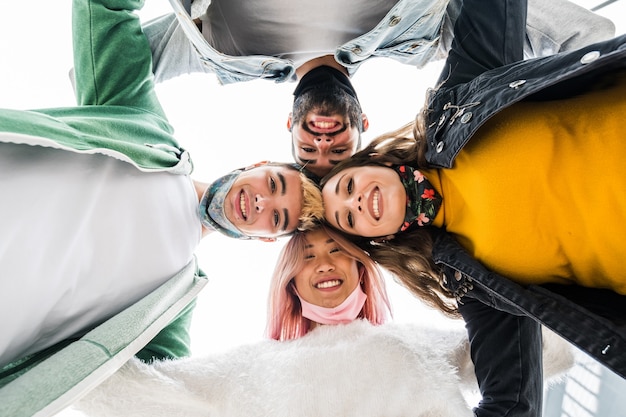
[295,54,349,80]
[192,179,213,238]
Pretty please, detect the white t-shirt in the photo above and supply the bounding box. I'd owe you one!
[0,141,201,366]
[201,0,397,68]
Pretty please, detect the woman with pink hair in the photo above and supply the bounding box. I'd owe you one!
[266,224,392,341]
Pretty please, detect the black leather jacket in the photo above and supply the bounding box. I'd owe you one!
[426,5,626,170]
[424,0,626,415]
[435,231,626,378]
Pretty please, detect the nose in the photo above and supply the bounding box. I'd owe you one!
[314,136,333,151]
[254,194,265,213]
[316,255,335,273]
[348,194,363,213]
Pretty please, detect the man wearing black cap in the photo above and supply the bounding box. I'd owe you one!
[145,0,615,178]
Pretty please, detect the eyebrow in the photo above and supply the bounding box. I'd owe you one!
[334,211,343,231]
[304,238,335,252]
[277,172,287,196]
[300,156,342,162]
[297,157,317,166]
[334,174,346,195]
[281,208,289,232]
[276,172,291,232]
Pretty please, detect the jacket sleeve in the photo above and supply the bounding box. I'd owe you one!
[524,0,615,57]
[438,0,527,86]
[134,299,197,363]
[458,297,543,417]
[72,0,166,117]
[142,13,211,84]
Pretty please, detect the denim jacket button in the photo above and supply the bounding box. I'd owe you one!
[460,112,472,123]
[389,16,401,26]
[454,270,462,281]
[351,46,363,55]
[580,50,600,64]
[436,141,445,153]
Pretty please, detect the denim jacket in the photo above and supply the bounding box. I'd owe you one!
[166,0,448,84]
[158,0,614,85]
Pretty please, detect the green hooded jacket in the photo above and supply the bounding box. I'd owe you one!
[0,0,208,415]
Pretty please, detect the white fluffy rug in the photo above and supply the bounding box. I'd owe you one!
[76,320,572,417]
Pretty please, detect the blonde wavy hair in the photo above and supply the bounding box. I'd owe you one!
[298,172,325,231]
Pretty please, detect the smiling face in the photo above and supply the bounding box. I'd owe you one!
[289,85,368,178]
[292,228,361,309]
[322,165,406,237]
[223,165,303,239]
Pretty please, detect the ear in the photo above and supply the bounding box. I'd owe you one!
[287,113,293,131]
[361,114,369,132]
[358,263,366,284]
[244,160,269,171]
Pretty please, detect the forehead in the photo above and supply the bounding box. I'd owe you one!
[304,229,332,246]
[322,165,374,189]
[243,164,297,178]
[321,171,345,194]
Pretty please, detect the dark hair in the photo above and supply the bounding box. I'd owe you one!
[347,231,459,318]
[319,118,459,318]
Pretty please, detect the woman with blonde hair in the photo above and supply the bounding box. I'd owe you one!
[266,224,391,341]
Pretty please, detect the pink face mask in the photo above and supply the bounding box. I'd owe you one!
[295,283,367,325]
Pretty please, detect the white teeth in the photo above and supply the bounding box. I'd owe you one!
[316,280,341,289]
[239,192,247,219]
[313,121,335,129]
[373,190,380,219]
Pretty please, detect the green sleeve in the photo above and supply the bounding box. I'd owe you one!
[134,299,197,363]
[72,0,166,117]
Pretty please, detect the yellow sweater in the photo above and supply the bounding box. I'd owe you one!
[427,72,626,295]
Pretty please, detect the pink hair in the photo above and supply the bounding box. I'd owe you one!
[266,224,392,341]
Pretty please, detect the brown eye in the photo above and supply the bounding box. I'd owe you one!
[273,210,279,227]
